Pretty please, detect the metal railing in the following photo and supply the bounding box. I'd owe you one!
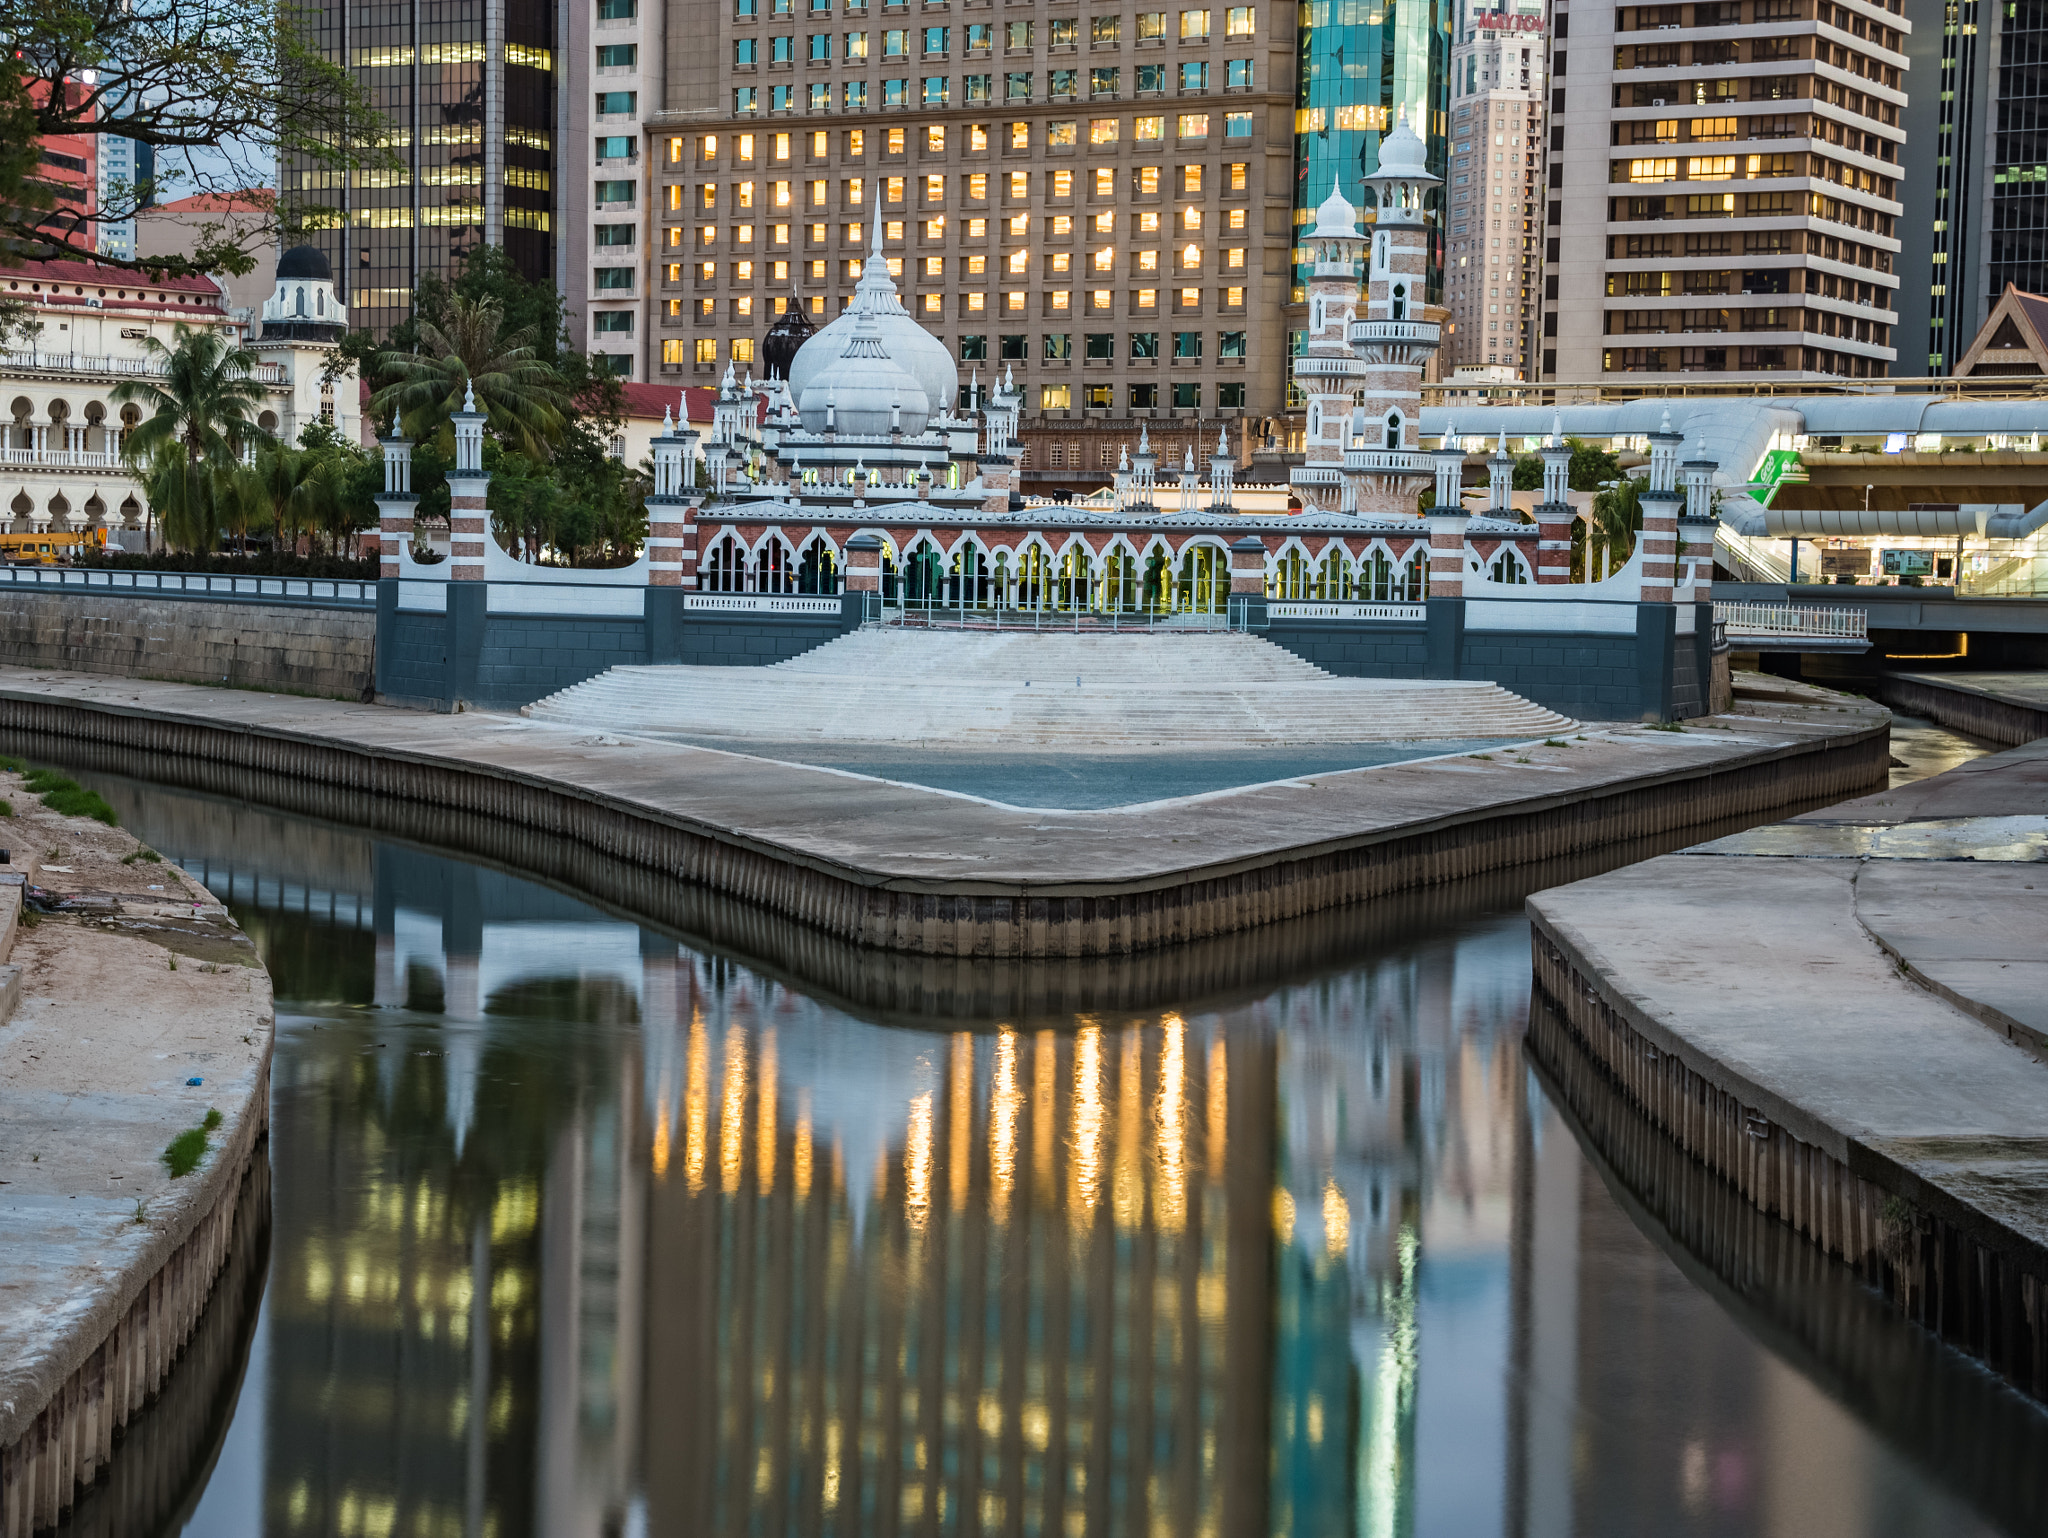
[1712,599,1867,640]
[861,593,1230,631]
[0,565,375,607]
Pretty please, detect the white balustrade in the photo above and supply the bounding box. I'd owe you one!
[1712,600,1867,640]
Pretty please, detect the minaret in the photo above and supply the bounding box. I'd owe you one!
[447,381,488,583]
[647,396,702,588]
[1290,177,1366,515]
[1349,108,1443,517]
[1639,409,1684,603]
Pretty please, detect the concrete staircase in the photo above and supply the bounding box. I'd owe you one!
[523,628,1578,746]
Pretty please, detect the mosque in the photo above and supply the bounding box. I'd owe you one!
[647,113,1544,611]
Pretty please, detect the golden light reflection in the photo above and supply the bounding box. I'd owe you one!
[949,1032,974,1213]
[1272,1186,1296,1243]
[1070,1024,1105,1220]
[905,1090,934,1231]
[1033,1028,1057,1198]
[1207,1037,1228,1178]
[757,1028,779,1196]
[1112,1029,1144,1231]
[684,1012,709,1193]
[720,1024,748,1196]
[652,1101,672,1179]
[1154,1016,1187,1233]
[794,1090,814,1201]
[1323,1178,1350,1260]
[989,1030,1020,1225]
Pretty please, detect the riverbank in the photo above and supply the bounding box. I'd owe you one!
[0,765,273,1537]
[0,667,1889,959]
[1873,671,2048,748]
[1526,739,2048,1403]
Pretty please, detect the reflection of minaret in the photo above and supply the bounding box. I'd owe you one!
[641,1014,1278,1537]
[1505,1073,1580,1538]
[372,848,405,1009]
[443,864,484,1156]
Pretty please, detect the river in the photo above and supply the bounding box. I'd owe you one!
[38,714,2047,1538]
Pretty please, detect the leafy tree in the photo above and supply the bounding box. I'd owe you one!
[1512,454,1543,491]
[296,420,379,556]
[1566,437,1623,493]
[212,459,276,553]
[4,0,393,274]
[1586,475,1645,581]
[135,442,214,553]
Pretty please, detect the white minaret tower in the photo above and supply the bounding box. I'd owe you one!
[1290,177,1366,515]
[1349,108,1442,517]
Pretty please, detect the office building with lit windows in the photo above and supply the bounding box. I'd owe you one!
[1541,0,1909,382]
[1895,0,2048,376]
[283,0,561,334]
[645,0,1302,436]
[1442,3,1546,376]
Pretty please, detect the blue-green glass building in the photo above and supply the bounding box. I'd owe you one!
[1293,0,1452,304]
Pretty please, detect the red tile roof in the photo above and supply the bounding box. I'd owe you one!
[148,191,272,214]
[617,381,721,424]
[4,255,220,295]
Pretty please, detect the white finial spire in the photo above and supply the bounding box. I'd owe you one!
[462,379,476,414]
[1137,423,1150,453]
[662,405,673,432]
[1659,408,1674,434]
[870,188,883,258]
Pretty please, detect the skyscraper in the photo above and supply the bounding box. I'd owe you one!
[1541,0,1909,383]
[1442,1,1547,377]
[285,0,560,334]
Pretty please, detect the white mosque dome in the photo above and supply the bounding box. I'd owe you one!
[787,221,956,420]
[796,296,932,436]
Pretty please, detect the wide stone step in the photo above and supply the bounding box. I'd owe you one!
[526,629,1576,745]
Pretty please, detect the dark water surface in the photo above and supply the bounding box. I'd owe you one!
[35,726,2043,1538]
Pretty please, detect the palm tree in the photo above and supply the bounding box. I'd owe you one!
[250,443,324,555]
[112,323,271,553]
[1588,476,1645,582]
[370,294,569,461]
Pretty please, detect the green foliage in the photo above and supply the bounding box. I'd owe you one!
[5,0,396,274]
[356,245,641,566]
[122,847,164,864]
[202,1107,223,1132]
[1566,437,1623,492]
[21,768,119,826]
[1511,454,1544,491]
[0,798,11,818]
[161,1125,208,1178]
[113,323,273,552]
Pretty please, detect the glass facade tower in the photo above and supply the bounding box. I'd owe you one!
[285,0,559,335]
[1292,0,1452,303]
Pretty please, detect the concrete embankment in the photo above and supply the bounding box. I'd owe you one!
[0,765,273,1537]
[0,592,374,702]
[1873,670,2048,748]
[1526,739,2048,1404]
[0,665,1887,959]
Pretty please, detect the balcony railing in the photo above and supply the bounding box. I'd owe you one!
[3,350,287,384]
[1347,319,1442,345]
[1342,448,1436,475]
[0,447,126,469]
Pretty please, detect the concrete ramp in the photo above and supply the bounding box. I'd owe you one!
[524,629,1577,747]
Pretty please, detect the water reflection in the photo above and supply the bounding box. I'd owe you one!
[39,771,2036,1538]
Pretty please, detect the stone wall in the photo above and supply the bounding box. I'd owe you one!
[0,594,374,700]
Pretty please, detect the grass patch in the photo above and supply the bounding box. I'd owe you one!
[121,848,163,865]
[202,1107,223,1132]
[18,769,118,826]
[1543,739,1569,748]
[1647,721,1686,733]
[162,1126,207,1177]
[0,798,10,818]
[1468,753,1494,761]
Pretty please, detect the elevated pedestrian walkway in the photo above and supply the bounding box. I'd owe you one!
[523,628,1578,747]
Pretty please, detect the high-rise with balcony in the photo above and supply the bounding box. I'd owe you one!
[1442,1,1547,376]
[645,0,1300,431]
[285,0,560,335]
[1540,0,1909,383]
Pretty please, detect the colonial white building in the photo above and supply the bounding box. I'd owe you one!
[1,246,360,546]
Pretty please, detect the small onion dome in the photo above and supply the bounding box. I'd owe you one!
[1308,177,1359,240]
[1373,109,1434,180]
[762,304,816,380]
[276,244,333,281]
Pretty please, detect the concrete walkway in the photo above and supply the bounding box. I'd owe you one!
[0,763,273,1531]
[0,666,1885,898]
[1876,671,2048,748]
[1527,739,2048,1372]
